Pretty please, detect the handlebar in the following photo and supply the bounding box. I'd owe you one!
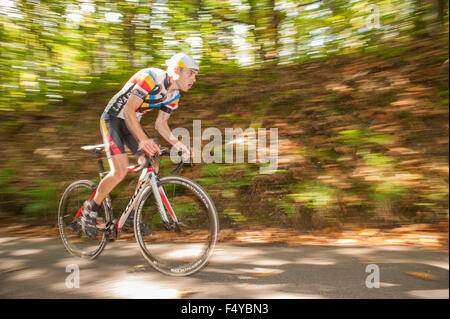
[132,143,192,174]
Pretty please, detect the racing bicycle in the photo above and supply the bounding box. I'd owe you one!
[58,142,219,276]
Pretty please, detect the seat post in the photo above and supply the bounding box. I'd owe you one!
[94,149,106,176]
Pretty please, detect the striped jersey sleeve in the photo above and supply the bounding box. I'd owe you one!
[160,93,180,114]
[129,70,156,99]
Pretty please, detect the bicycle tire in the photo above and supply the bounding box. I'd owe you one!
[134,175,219,276]
[58,180,110,259]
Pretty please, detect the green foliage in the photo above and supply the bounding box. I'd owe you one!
[0,167,16,188]
[200,163,233,177]
[288,182,337,209]
[0,166,22,205]
[335,129,394,147]
[172,201,196,222]
[195,177,219,186]
[223,208,247,223]
[1,0,447,112]
[369,181,407,202]
[218,114,242,123]
[362,153,395,166]
[22,180,59,220]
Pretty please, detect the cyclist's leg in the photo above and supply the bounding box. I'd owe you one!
[121,121,141,163]
[92,113,130,206]
[123,126,161,173]
[92,154,128,205]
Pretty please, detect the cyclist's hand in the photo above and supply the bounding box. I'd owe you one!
[138,139,161,156]
[137,153,146,165]
[181,149,193,162]
[174,142,193,162]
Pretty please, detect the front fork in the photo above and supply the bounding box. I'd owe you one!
[113,171,177,233]
[149,172,178,225]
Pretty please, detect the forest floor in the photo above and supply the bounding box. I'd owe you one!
[0,212,447,251]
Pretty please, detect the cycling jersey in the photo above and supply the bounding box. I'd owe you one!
[104,68,180,121]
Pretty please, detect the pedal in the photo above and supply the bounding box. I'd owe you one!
[174,222,189,232]
[164,221,178,231]
[69,219,81,232]
[105,219,118,242]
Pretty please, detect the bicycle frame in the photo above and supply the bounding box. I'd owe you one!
[119,164,180,230]
[74,145,183,237]
[76,159,177,234]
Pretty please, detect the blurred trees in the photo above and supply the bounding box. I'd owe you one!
[0,0,448,110]
[0,0,448,228]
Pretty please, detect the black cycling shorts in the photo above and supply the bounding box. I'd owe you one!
[100,112,139,159]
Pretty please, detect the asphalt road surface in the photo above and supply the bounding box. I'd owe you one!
[0,235,448,299]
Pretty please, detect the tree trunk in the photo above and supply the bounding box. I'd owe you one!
[413,0,431,38]
[120,2,138,69]
[436,0,446,25]
[248,0,265,64]
[266,0,281,64]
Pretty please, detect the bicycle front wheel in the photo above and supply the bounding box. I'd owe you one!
[58,180,110,259]
[134,176,218,276]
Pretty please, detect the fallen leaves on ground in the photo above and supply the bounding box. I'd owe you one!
[0,266,28,275]
[251,272,277,277]
[218,222,449,251]
[405,271,438,281]
[174,289,197,299]
[0,222,59,238]
[0,218,447,251]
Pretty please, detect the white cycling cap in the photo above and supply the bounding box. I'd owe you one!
[165,53,199,71]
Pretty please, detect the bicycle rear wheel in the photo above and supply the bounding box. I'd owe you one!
[58,180,110,259]
[134,176,218,276]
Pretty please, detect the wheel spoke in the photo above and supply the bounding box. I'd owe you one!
[58,180,109,259]
[135,176,218,276]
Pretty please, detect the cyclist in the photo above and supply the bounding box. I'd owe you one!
[81,53,199,237]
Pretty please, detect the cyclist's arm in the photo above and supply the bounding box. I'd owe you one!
[155,110,191,158]
[124,94,160,155]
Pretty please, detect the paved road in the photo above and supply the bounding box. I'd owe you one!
[0,235,448,299]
